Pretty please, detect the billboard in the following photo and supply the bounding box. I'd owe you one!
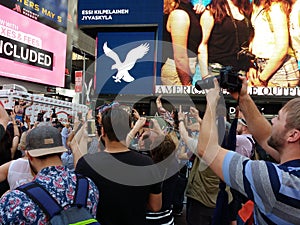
[96,29,157,94]
[0,5,67,87]
[78,0,162,27]
[0,0,68,32]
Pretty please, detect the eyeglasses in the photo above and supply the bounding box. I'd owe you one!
[97,101,120,114]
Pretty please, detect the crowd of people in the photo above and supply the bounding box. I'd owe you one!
[0,0,299,224]
[0,82,299,224]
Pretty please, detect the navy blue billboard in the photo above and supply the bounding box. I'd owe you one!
[0,0,68,32]
[96,29,157,94]
[78,0,163,95]
[77,0,162,26]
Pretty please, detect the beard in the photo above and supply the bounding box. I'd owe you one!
[267,135,284,151]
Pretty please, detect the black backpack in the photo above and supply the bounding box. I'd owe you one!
[17,174,100,225]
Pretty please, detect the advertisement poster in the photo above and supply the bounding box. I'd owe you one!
[0,0,68,32]
[77,0,162,27]
[0,5,67,87]
[96,30,157,94]
[155,0,300,97]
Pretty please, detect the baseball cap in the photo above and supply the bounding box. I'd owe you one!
[26,125,67,157]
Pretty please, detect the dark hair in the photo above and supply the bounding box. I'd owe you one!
[101,107,131,142]
[150,134,176,163]
[209,0,252,23]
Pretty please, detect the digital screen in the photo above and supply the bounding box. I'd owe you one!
[96,28,157,94]
[0,5,67,87]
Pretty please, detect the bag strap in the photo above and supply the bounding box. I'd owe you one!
[246,136,255,159]
[226,3,240,53]
[17,173,89,219]
[17,181,62,219]
[74,174,89,207]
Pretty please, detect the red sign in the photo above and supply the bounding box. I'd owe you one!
[75,71,83,93]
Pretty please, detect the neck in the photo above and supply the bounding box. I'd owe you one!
[32,156,63,173]
[104,140,130,153]
[279,146,300,164]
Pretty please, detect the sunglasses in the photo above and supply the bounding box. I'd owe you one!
[97,101,120,114]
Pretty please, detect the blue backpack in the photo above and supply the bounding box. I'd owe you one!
[17,174,100,225]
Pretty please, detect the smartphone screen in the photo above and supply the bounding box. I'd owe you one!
[87,120,96,137]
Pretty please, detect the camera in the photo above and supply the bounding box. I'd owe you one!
[195,66,242,92]
[237,48,256,61]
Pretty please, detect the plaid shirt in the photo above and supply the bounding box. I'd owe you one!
[0,166,99,225]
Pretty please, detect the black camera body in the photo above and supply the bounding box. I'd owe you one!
[237,48,256,61]
[195,66,242,92]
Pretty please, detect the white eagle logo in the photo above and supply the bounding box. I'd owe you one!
[103,42,150,83]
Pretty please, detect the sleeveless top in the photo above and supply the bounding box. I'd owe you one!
[8,158,33,190]
[163,1,202,62]
[208,15,252,71]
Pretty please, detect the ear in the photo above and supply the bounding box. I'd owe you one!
[25,151,34,161]
[101,126,106,137]
[287,129,300,143]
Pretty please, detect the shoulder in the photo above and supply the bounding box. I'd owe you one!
[0,190,39,223]
[236,134,251,144]
[169,9,190,24]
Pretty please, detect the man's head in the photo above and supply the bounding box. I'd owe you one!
[26,125,67,158]
[101,106,131,142]
[269,98,300,150]
[237,118,249,135]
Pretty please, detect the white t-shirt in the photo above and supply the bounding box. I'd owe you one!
[7,158,33,190]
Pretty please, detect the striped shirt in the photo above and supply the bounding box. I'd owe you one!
[223,151,300,225]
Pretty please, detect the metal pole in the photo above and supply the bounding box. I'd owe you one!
[82,51,86,104]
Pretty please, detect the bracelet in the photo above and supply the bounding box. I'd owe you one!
[179,119,184,123]
[14,135,19,138]
[127,132,135,139]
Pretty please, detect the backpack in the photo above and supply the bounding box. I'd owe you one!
[17,174,100,225]
[246,137,256,160]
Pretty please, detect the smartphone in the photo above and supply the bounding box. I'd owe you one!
[143,119,151,128]
[87,119,96,137]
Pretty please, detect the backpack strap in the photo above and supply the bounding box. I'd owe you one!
[17,174,90,219]
[17,181,62,219]
[246,137,255,159]
[74,173,89,207]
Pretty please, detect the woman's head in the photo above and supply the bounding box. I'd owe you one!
[150,134,176,163]
[253,0,292,14]
[209,0,252,23]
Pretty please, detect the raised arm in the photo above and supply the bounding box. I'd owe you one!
[197,79,229,180]
[10,112,20,159]
[0,103,9,134]
[237,77,280,162]
[126,117,146,147]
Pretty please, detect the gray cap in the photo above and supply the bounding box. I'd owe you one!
[26,125,67,157]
